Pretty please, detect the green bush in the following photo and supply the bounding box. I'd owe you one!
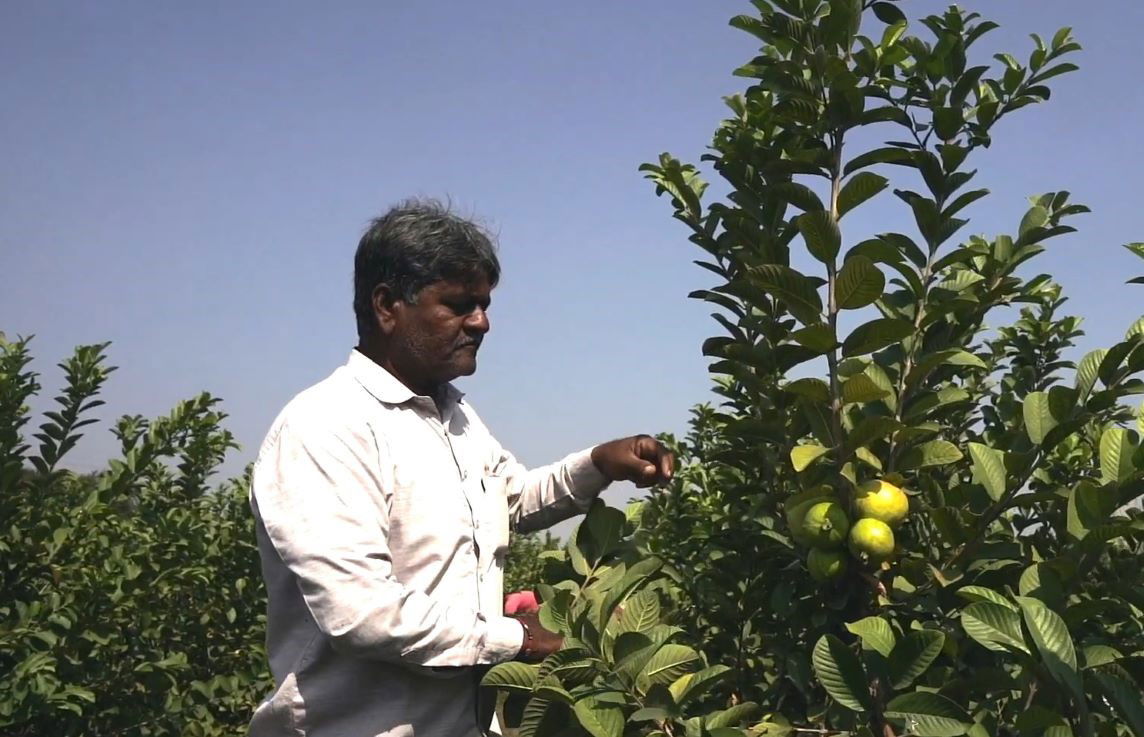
[637,1,1144,735]
[0,338,270,736]
[483,501,757,737]
[484,2,1144,736]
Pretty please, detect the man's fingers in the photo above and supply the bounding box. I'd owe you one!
[634,435,659,456]
[592,435,675,486]
[631,435,674,485]
[649,441,674,480]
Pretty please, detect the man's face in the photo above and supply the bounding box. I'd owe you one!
[386,275,492,394]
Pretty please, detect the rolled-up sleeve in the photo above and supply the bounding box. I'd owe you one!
[252,418,523,666]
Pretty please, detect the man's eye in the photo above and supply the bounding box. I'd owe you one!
[448,301,489,315]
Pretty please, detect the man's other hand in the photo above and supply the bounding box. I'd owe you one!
[591,435,675,488]
[513,613,563,663]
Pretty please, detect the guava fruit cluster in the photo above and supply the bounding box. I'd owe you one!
[785,479,910,582]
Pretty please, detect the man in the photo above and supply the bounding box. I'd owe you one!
[248,200,674,737]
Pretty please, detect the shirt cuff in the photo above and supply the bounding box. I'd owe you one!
[483,616,526,663]
[566,447,610,501]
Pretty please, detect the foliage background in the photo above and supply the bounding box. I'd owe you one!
[1,340,270,735]
[6,1,1144,736]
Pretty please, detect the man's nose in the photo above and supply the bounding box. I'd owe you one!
[466,307,490,334]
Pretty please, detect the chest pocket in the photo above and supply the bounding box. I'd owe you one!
[479,475,511,562]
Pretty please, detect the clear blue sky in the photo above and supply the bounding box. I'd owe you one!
[3,1,1142,532]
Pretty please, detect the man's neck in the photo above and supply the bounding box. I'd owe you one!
[354,344,439,399]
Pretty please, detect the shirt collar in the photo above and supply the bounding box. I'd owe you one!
[345,349,465,408]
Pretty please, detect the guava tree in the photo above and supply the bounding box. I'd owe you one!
[0,337,270,735]
[632,0,1144,735]
[483,498,764,737]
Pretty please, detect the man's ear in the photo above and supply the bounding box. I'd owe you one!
[371,284,403,336]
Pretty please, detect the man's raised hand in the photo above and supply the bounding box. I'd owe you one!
[590,435,675,488]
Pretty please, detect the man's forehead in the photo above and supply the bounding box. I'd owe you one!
[428,274,493,296]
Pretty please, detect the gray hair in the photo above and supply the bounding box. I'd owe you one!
[353,199,501,340]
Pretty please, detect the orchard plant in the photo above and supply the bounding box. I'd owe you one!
[0,337,271,735]
[482,1,1144,735]
[483,500,759,737]
[632,0,1144,735]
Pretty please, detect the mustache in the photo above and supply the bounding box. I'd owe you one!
[457,339,483,349]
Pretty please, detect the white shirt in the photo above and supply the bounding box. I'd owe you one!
[248,350,608,737]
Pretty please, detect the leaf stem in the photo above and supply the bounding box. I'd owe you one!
[945,449,1044,570]
[827,133,844,451]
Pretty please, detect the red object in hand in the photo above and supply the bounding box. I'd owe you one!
[504,590,540,615]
